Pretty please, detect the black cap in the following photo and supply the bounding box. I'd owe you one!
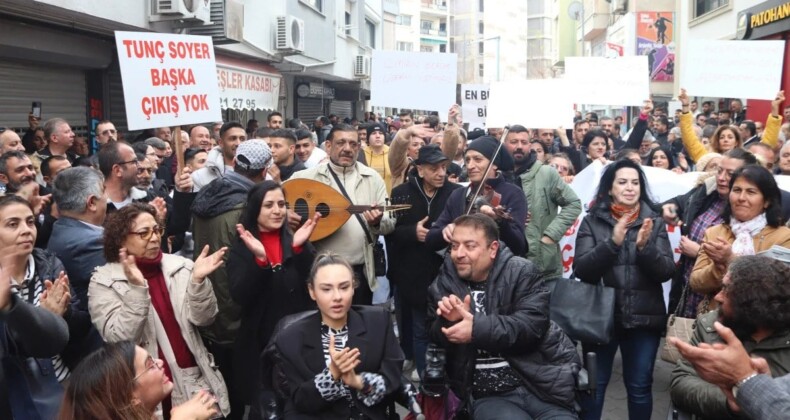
[414,144,449,165]
[366,123,385,138]
[466,135,514,171]
[467,128,486,141]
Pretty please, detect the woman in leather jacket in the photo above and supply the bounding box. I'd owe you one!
[574,159,675,420]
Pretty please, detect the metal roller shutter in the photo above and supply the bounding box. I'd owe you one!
[0,61,86,131]
[108,63,128,136]
[329,100,353,120]
[296,98,324,125]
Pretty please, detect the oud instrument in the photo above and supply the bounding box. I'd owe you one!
[283,178,411,241]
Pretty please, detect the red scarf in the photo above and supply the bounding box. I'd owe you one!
[610,203,640,226]
[135,250,197,381]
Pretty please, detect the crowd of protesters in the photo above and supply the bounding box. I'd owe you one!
[0,87,787,420]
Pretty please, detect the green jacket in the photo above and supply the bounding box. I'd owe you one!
[670,310,790,419]
[520,161,581,278]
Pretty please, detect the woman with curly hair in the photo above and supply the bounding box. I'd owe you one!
[59,340,219,420]
[88,203,231,417]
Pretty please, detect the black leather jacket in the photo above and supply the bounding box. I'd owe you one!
[427,245,581,410]
[574,202,676,331]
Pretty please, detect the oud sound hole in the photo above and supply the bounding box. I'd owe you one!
[316,203,330,217]
[294,198,309,221]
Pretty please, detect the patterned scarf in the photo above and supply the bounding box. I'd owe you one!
[730,212,767,256]
[610,203,641,226]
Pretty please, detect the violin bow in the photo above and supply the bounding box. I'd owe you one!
[464,126,511,215]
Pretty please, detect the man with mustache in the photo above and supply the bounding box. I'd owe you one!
[503,125,581,281]
[290,123,395,305]
[0,151,37,193]
[670,255,790,419]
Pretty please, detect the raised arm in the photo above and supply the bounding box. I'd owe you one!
[623,100,653,150]
[679,89,708,163]
[760,90,785,149]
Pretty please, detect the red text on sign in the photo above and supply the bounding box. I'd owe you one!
[168,41,211,59]
[122,40,165,62]
[150,68,196,90]
[141,96,180,120]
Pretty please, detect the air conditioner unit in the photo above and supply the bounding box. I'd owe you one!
[611,0,627,15]
[354,55,371,78]
[188,0,243,44]
[276,16,305,53]
[151,0,211,24]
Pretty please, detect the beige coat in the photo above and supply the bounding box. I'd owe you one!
[88,253,230,416]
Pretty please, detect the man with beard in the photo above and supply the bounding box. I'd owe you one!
[386,144,462,379]
[192,122,246,192]
[0,151,37,194]
[290,123,395,305]
[503,125,581,280]
[670,255,790,419]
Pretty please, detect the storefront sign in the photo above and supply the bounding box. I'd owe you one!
[296,83,335,99]
[217,65,280,110]
[737,0,790,39]
[114,31,222,130]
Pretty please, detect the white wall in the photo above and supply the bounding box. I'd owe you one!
[34,0,150,28]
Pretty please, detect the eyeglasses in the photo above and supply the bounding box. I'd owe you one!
[117,159,140,168]
[129,225,165,241]
[132,355,161,382]
[550,163,569,172]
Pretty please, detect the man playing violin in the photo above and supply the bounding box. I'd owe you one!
[290,123,394,305]
[426,135,528,257]
[503,125,581,281]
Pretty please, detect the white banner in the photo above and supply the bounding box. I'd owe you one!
[461,84,488,130]
[217,64,280,111]
[681,39,785,100]
[115,31,222,130]
[370,50,458,116]
[486,79,575,128]
[565,56,650,106]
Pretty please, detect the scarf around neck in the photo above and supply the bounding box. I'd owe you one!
[730,212,767,256]
[610,203,641,226]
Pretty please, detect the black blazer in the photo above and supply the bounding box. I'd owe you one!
[265,306,404,420]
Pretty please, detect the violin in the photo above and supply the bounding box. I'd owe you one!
[468,183,512,221]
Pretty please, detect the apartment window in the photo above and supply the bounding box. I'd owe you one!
[479,0,484,12]
[479,64,484,77]
[478,41,484,55]
[527,0,545,14]
[301,0,322,12]
[397,41,413,51]
[345,12,352,35]
[421,45,433,52]
[439,22,447,35]
[478,21,484,34]
[694,0,728,18]
[365,19,376,48]
[439,44,446,53]
[396,14,412,25]
[421,20,433,35]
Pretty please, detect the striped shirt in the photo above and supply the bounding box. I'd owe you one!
[11,255,70,382]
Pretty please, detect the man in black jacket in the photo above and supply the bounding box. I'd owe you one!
[387,144,461,379]
[428,214,580,419]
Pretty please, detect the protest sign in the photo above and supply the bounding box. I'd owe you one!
[565,56,650,106]
[461,84,488,130]
[681,39,785,100]
[486,79,575,128]
[115,31,222,130]
[370,50,457,115]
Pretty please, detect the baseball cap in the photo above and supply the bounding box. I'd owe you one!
[235,139,272,171]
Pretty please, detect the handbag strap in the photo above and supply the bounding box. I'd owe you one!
[328,168,375,245]
[151,308,180,374]
[674,280,691,317]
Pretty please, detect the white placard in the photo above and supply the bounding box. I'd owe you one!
[486,79,575,128]
[370,50,457,114]
[681,39,785,100]
[115,31,222,130]
[565,56,650,106]
[217,64,281,111]
[461,84,488,130]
